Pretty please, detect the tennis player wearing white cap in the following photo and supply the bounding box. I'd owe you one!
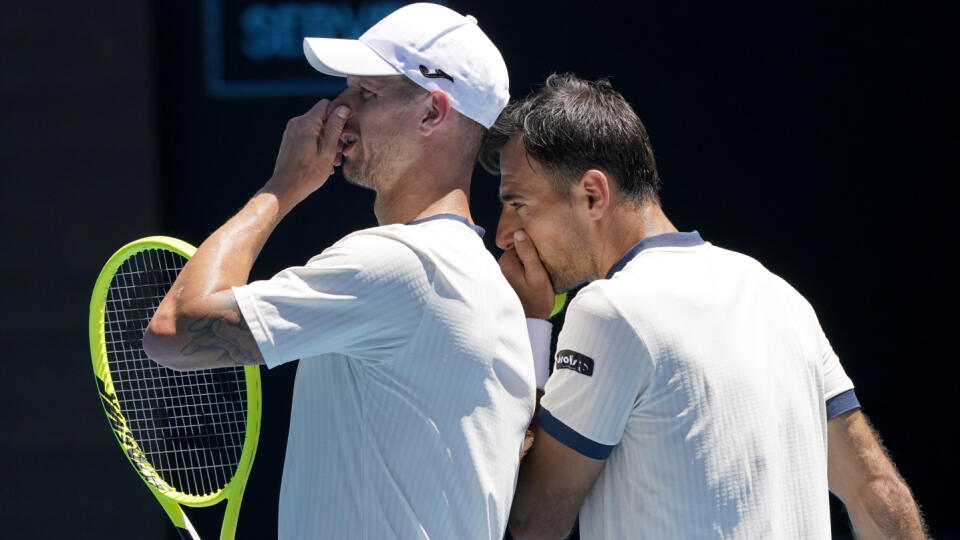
[145,4,535,538]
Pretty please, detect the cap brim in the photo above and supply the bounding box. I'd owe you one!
[303,37,401,77]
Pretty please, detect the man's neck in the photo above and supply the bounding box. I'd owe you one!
[372,163,475,226]
[597,202,677,278]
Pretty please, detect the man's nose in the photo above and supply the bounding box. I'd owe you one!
[496,209,519,251]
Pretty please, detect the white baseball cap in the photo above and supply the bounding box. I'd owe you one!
[302,2,509,129]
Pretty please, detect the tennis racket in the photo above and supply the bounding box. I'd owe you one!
[550,292,568,319]
[88,236,262,540]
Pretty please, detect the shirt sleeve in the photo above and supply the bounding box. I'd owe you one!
[791,280,859,419]
[232,231,427,368]
[539,287,651,459]
[819,327,853,399]
[818,325,860,419]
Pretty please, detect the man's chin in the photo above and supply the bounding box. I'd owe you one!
[547,271,579,294]
[547,270,586,294]
[342,163,373,189]
[553,280,588,295]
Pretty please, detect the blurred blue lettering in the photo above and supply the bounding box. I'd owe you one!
[242,2,403,61]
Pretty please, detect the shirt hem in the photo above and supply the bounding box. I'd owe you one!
[232,285,282,368]
[539,407,614,459]
[826,388,860,420]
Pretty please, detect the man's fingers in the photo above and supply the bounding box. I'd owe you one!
[498,248,521,275]
[319,105,351,158]
[498,249,524,287]
[499,244,555,319]
[512,230,548,280]
[303,98,331,124]
[333,140,344,166]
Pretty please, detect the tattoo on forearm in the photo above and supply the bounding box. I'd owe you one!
[181,312,260,366]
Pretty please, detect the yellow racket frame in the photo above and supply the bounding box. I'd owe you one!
[550,292,568,318]
[89,236,262,540]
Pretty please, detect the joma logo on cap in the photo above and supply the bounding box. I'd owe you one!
[555,350,595,376]
[419,64,454,82]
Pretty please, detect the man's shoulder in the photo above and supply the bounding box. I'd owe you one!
[304,225,429,278]
[318,224,433,256]
[309,222,500,287]
[565,282,628,324]
[333,222,482,255]
[335,223,416,245]
[617,240,793,293]
[705,242,774,273]
[706,243,817,310]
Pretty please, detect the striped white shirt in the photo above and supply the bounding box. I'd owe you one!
[539,232,858,539]
[233,215,535,539]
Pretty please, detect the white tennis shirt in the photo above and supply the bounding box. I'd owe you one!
[233,215,535,539]
[539,232,858,539]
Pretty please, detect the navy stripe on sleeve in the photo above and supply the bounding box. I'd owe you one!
[539,407,615,459]
[826,389,861,420]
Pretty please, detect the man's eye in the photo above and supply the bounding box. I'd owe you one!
[510,202,525,210]
[360,88,375,100]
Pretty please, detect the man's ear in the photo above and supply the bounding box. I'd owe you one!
[577,169,611,220]
[420,90,452,136]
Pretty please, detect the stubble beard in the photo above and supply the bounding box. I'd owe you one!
[342,147,376,190]
[544,260,589,294]
[541,232,595,293]
[341,131,405,191]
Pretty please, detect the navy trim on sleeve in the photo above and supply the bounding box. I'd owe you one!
[539,407,615,460]
[826,389,861,420]
[407,213,485,237]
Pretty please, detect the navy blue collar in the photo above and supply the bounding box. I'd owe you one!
[407,213,485,238]
[605,231,705,278]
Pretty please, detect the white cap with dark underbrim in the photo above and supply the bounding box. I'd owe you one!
[303,2,509,129]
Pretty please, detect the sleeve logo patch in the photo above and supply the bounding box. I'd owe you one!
[555,350,595,376]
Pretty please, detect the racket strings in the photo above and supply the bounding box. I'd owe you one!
[103,248,248,497]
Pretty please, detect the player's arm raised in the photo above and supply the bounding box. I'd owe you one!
[144,101,350,370]
[827,409,926,539]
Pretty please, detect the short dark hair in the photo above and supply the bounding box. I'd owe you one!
[479,73,661,205]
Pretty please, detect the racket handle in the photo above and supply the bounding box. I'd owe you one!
[151,489,199,540]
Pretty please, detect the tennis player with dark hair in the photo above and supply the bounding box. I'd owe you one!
[482,73,926,539]
[144,4,535,538]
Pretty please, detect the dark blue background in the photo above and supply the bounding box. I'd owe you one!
[1,1,955,538]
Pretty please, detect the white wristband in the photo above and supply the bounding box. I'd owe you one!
[526,318,553,390]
